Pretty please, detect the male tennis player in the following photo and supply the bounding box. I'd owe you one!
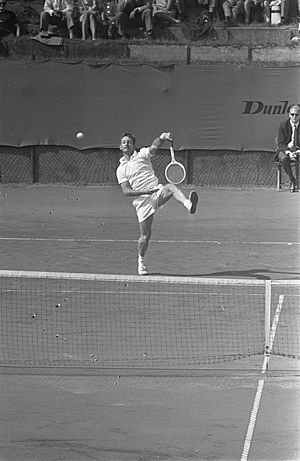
[116,131,198,275]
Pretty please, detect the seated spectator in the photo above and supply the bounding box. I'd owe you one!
[0,0,20,37]
[79,0,106,39]
[174,0,185,21]
[115,0,154,38]
[222,0,244,24]
[276,105,300,192]
[195,0,218,21]
[264,0,289,24]
[40,0,75,39]
[102,0,120,38]
[244,0,264,24]
[153,0,181,25]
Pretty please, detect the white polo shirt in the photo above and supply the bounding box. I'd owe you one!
[116,148,159,191]
[116,147,163,223]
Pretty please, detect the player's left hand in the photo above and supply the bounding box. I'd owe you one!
[145,188,159,195]
[160,132,173,142]
[289,152,298,159]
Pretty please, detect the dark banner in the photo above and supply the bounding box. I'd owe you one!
[0,62,299,150]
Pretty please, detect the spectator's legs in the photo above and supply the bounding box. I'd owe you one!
[232,0,244,21]
[89,13,97,39]
[208,0,217,19]
[298,0,300,35]
[263,0,270,23]
[115,12,129,37]
[277,151,296,187]
[175,0,186,20]
[154,10,180,23]
[81,12,88,39]
[141,8,154,35]
[165,0,180,19]
[64,11,75,38]
[126,9,153,36]
[222,0,232,20]
[280,0,289,22]
[167,0,177,10]
[244,0,253,24]
[40,11,51,32]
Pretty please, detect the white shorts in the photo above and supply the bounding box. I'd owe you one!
[133,184,164,223]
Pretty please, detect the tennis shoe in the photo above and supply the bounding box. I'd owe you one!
[188,191,198,214]
[138,259,148,276]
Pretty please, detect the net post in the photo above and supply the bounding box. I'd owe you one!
[264,280,271,364]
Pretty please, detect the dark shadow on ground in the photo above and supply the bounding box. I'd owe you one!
[151,268,300,280]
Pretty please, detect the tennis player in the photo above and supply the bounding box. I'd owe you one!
[116,131,198,275]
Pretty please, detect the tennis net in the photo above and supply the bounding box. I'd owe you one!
[0,271,299,369]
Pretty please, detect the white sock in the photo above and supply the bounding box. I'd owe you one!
[184,199,191,210]
[138,255,145,263]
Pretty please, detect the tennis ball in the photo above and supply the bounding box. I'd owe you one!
[76,132,84,140]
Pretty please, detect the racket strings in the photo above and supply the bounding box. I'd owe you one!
[165,163,186,184]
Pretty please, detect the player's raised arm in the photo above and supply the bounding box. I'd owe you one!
[149,131,173,155]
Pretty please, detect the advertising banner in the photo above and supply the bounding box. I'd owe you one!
[0,62,299,150]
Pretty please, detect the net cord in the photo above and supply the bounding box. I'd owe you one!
[0,270,299,288]
[0,269,276,285]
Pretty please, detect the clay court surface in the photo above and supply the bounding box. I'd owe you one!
[0,184,299,461]
[0,184,299,278]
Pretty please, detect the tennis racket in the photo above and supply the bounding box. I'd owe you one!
[165,141,186,184]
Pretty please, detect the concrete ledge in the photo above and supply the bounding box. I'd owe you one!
[168,25,298,46]
[65,40,129,61]
[218,26,297,46]
[129,44,188,63]
[15,37,66,60]
[0,36,130,62]
[190,45,249,63]
[1,35,299,64]
[251,45,300,63]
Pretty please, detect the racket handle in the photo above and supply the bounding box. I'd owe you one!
[169,141,175,161]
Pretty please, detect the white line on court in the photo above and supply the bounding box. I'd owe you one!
[0,237,298,245]
[240,294,284,461]
[1,289,258,296]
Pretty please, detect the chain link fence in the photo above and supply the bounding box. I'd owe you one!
[0,145,279,187]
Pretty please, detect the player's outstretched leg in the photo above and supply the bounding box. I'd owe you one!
[158,184,198,214]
